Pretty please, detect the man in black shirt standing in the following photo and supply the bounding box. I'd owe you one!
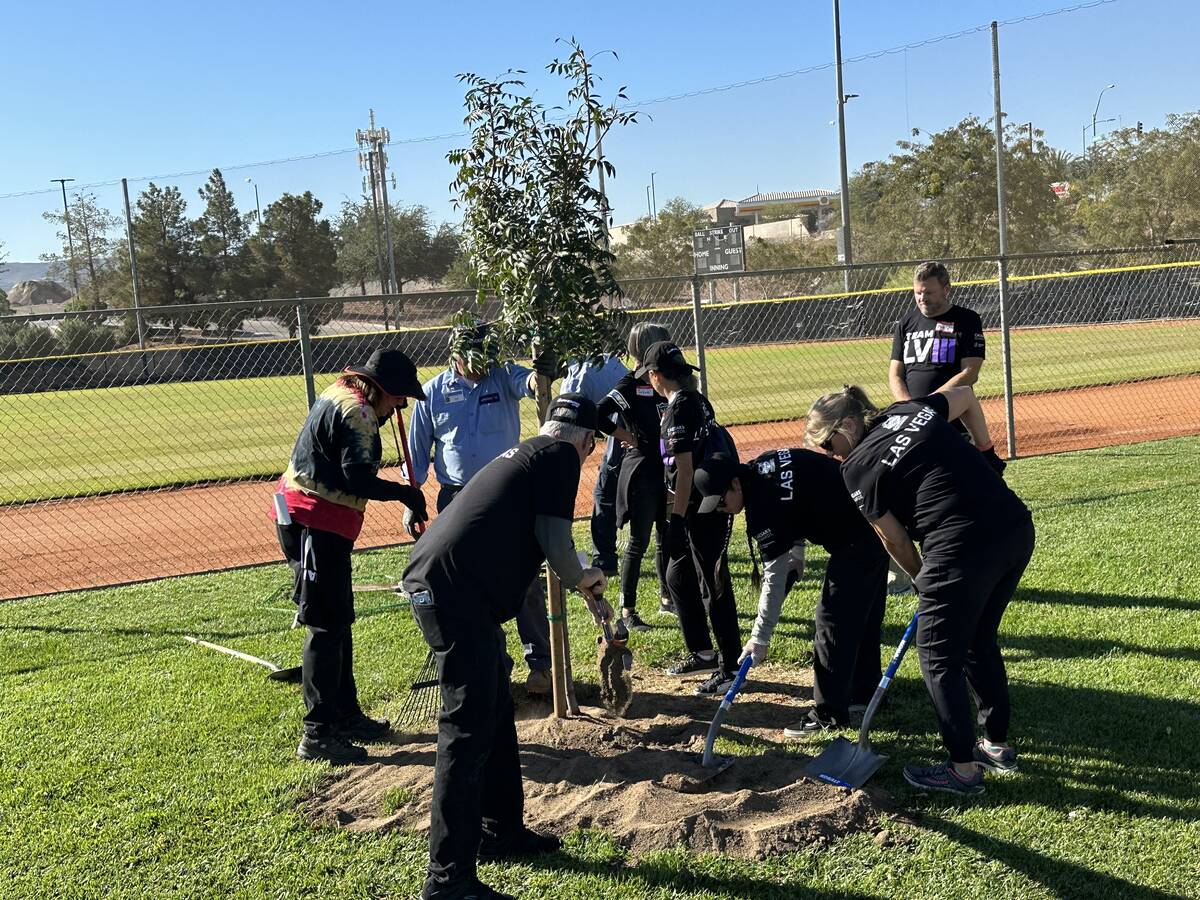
[402,393,613,900]
[806,384,1035,797]
[693,450,888,737]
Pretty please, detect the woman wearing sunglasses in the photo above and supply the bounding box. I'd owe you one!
[806,384,1034,796]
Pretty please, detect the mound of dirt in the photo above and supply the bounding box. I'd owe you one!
[303,666,882,859]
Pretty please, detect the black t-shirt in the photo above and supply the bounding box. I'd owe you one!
[890,304,985,397]
[743,448,876,561]
[402,435,580,622]
[597,372,667,464]
[840,395,1029,558]
[659,389,716,488]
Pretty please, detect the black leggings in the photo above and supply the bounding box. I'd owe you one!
[812,537,889,722]
[618,469,667,609]
[915,517,1036,763]
[666,510,742,672]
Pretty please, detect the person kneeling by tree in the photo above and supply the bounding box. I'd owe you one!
[401,393,613,900]
[693,449,888,737]
[271,349,429,765]
[806,384,1035,797]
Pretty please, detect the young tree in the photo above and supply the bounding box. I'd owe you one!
[195,169,255,334]
[612,197,711,279]
[448,40,636,419]
[251,191,340,333]
[40,192,122,307]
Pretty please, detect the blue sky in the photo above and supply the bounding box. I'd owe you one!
[2,0,1197,261]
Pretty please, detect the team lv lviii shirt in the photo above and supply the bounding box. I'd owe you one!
[890,305,985,396]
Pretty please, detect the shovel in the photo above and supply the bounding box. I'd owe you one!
[803,608,919,789]
[597,616,634,716]
[700,655,754,769]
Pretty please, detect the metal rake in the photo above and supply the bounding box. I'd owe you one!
[396,649,440,729]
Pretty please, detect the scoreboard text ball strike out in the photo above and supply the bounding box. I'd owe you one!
[693,224,746,275]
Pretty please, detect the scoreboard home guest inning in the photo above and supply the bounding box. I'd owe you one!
[692,224,746,275]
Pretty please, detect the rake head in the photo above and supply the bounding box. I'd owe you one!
[396,649,440,730]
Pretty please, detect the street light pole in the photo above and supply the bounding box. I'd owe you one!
[833,0,854,291]
[646,185,653,221]
[50,178,80,299]
[650,171,657,221]
[1092,83,1116,139]
[245,177,261,224]
[1083,118,1116,154]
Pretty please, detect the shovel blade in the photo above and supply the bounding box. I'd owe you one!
[803,736,887,789]
[267,666,303,684]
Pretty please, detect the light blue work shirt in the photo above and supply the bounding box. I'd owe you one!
[562,354,629,404]
[408,363,535,487]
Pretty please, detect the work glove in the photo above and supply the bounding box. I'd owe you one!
[981,445,1007,477]
[531,348,562,380]
[403,506,425,540]
[738,640,769,666]
[397,485,428,522]
[665,514,689,559]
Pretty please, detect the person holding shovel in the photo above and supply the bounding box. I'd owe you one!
[805,384,1034,796]
[270,348,429,765]
[402,393,612,900]
[692,449,889,737]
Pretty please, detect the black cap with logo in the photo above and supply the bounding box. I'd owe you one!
[546,392,600,433]
[633,341,701,380]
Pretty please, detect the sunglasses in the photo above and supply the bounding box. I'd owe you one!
[819,430,843,453]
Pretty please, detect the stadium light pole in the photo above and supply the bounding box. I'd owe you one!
[833,0,854,291]
[1092,83,1116,139]
[50,178,81,299]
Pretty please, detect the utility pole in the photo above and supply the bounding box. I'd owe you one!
[51,178,80,299]
[646,185,653,221]
[120,179,147,353]
[356,110,398,298]
[650,171,658,221]
[245,178,262,224]
[832,0,854,292]
[991,22,1016,459]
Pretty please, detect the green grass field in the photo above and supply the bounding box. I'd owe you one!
[3,319,1199,504]
[1,437,1197,898]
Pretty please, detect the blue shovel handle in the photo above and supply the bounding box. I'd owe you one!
[720,655,754,710]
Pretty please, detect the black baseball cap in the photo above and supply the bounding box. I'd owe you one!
[346,349,426,400]
[546,392,599,433]
[633,341,700,380]
[693,452,741,514]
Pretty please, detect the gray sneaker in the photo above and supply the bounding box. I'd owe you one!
[658,597,677,617]
[973,741,1019,774]
[902,760,985,796]
[621,607,651,633]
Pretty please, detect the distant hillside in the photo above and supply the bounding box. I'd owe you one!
[1,262,53,292]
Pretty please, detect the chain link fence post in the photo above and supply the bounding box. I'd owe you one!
[296,299,317,409]
[690,274,708,396]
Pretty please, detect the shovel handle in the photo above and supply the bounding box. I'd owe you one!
[856,608,919,746]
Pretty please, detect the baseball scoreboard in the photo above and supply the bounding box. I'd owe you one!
[692,224,746,275]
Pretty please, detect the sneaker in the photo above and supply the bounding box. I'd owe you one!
[524,668,552,695]
[695,669,735,696]
[478,826,561,862]
[621,607,651,633]
[296,733,368,765]
[658,597,677,617]
[973,740,1019,774]
[783,711,844,739]
[902,760,985,796]
[337,710,391,743]
[667,652,719,677]
[422,879,515,900]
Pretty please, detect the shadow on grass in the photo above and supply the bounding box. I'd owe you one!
[523,849,878,900]
[924,816,1184,900]
[1018,586,1200,613]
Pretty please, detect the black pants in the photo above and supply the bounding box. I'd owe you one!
[277,523,361,735]
[666,510,742,672]
[410,591,523,899]
[618,467,667,609]
[812,537,889,722]
[590,437,624,572]
[915,516,1036,763]
[437,483,550,672]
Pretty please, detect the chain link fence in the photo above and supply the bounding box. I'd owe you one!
[3,244,1199,598]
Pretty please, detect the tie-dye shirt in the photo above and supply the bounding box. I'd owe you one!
[270,381,383,541]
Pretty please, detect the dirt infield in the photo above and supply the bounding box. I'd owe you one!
[4,375,1198,600]
[303,665,882,860]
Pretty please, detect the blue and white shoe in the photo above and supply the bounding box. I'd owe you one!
[902,760,985,796]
